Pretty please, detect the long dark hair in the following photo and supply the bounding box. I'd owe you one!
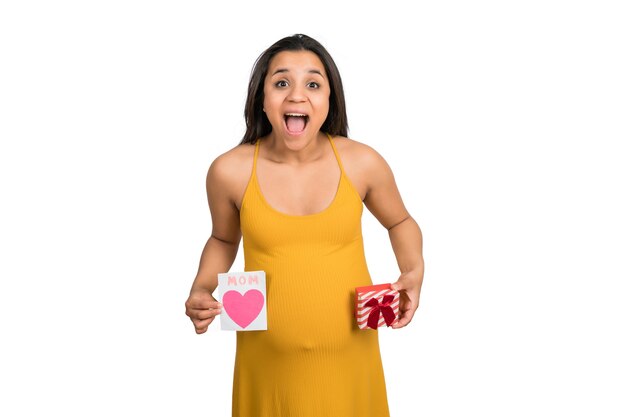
[239,34,348,145]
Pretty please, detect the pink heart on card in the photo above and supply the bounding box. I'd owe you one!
[222,289,264,329]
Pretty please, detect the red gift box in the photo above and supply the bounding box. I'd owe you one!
[355,283,399,329]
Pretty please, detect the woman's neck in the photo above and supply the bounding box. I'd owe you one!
[262,131,327,165]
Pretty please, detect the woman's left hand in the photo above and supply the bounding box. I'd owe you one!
[390,269,423,329]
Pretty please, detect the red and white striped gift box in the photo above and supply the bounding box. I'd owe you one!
[355,283,399,330]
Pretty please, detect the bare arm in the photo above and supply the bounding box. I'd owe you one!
[363,147,425,329]
[388,217,424,328]
[190,235,239,294]
[186,154,243,333]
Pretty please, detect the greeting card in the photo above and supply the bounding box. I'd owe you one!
[218,271,267,331]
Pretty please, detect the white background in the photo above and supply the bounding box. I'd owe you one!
[1,1,624,416]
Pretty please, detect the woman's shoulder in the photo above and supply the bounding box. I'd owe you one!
[210,141,255,170]
[206,142,256,198]
[331,135,389,171]
[330,135,393,199]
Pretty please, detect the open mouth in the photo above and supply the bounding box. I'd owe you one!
[284,113,309,134]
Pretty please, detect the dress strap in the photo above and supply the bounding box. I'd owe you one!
[252,139,260,178]
[326,132,346,175]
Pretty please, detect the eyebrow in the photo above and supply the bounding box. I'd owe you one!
[271,68,325,78]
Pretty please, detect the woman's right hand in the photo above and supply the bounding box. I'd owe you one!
[185,290,222,334]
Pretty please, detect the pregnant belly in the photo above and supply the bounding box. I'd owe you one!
[239,281,357,355]
[271,300,353,353]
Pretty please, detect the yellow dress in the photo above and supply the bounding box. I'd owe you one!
[235,133,390,417]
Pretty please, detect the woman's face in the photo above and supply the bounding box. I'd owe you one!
[263,50,331,144]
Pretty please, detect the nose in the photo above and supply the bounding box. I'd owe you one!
[287,84,306,102]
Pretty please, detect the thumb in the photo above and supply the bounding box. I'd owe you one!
[390,280,403,291]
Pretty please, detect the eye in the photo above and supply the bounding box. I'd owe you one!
[307,82,320,89]
[275,80,288,88]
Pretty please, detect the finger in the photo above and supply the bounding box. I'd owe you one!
[391,298,414,328]
[187,307,221,321]
[391,278,411,292]
[192,317,215,333]
[195,325,208,334]
[187,298,222,310]
[192,308,222,320]
[185,303,222,319]
[392,306,416,329]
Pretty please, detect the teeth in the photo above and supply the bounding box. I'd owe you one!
[285,113,307,117]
